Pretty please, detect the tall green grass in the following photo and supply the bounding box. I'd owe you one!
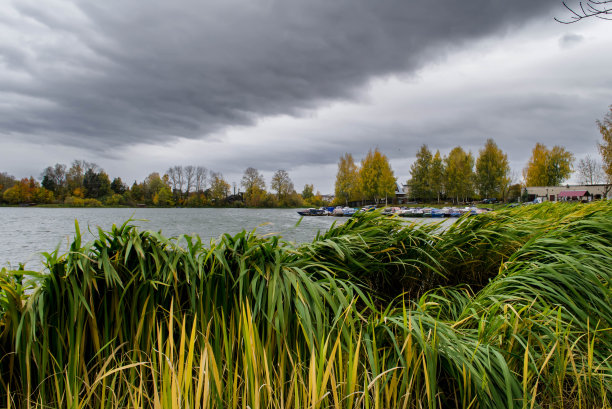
[1,201,611,408]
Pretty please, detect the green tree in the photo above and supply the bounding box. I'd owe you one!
[153,186,175,206]
[475,139,510,200]
[110,177,127,195]
[334,153,360,206]
[302,184,314,200]
[523,143,574,186]
[597,105,612,183]
[83,169,112,199]
[445,147,475,204]
[430,150,445,203]
[408,145,433,202]
[143,173,167,204]
[359,148,396,205]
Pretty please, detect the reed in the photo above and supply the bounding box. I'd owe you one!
[0,201,610,408]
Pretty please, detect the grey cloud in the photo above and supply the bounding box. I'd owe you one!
[0,0,561,149]
[559,32,584,48]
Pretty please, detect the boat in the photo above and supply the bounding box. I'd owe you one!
[296,208,327,216]
[343,207,358,216]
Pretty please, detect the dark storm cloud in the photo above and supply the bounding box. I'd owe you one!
[0,0,561,149]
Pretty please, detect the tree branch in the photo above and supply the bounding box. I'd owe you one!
[555,0,612,23]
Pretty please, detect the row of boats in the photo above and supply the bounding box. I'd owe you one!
[297,205,490,218]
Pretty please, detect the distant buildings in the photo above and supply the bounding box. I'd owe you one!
[524,184,611,202]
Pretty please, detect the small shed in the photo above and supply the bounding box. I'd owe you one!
[557,190,590,201]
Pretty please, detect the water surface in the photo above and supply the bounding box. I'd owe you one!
[0,207,449,269]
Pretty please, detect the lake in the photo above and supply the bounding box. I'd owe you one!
[0,207,451,270]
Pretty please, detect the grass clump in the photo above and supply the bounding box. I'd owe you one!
[0,201,611,408]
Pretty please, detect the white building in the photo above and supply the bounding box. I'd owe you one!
[524,184,611,202]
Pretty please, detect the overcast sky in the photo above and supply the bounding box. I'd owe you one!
[1,0,611,194]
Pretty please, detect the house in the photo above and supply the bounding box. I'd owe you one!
[524,184,611,202]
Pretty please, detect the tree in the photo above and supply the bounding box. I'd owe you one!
[576,155,604,184]
[41,163,67,196]
[408,145,433,202]
[210,172,231,204]
[430,151,445,203]
[153,186,175,206]
[143,173,167,204]
[271,170,294,200]
[0,172,17,196]
[598,105,612,183]
[334,153,360,206]
[184,165,196,197]
[167,166,185,198]
[110,177,127,195]
[475,139,510,200]
[241,167,267,207]
[523,143,574,186]
[359,148,396,205]
[445,147,475,204]
[302,184,314,200]
[195,166,208,193]
[556,0,612,23]
[83,169,112,199]
[66,160,97,196]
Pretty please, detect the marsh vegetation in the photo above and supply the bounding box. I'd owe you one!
[1,202,611,408]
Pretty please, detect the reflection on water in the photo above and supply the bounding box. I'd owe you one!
[0,207,452,270]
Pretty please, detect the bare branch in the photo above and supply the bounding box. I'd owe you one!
[555,0,612,23]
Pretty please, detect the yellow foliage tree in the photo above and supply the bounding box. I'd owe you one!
[475,139,510,200]
[523,143,574,186]
[597,105,612,183]
[334,153,360,206]
[359,148,396,205]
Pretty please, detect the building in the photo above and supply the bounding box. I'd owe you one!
[524,184,611,202]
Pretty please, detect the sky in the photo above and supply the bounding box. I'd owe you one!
[1,0,611,194]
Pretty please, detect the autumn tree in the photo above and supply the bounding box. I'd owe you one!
[209,172,231,204]
[143,172,167,204]
[359,148,396,205]
[408,145,433,202]
[0,172,17,196]
[334,153,360,206]
[430,151,445,203]
[3,177,53,204]
[271,170,294,200]
[153,186,175,206]
[241,167,267,207]
[475,139,510,200]
[66,160,97,197]
[445,147,475,204]
[523,143,574,186]
[598,105,612,183]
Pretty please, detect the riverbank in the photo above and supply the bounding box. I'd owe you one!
[1,201,610,408]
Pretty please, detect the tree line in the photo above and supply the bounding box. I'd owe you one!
[0,163,328,208]
[2,106,611,207]
[334,106,612,205]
